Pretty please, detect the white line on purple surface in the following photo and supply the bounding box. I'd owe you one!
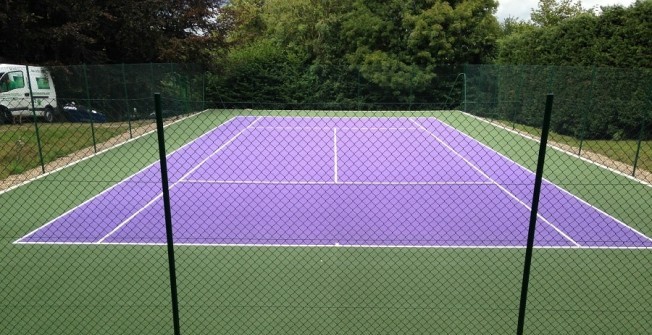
[434,115,652,244]
[13,115,245,244]
[412,119,582,247]
[95,116,262,244]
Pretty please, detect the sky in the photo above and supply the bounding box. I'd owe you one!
[496,0,638,21]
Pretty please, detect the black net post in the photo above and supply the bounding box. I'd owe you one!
[516,94,555,335]
[154,93,182,335]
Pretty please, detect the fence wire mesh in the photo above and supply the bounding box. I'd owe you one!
[1,63,650,334]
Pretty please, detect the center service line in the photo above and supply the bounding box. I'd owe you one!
[334,127,339,183]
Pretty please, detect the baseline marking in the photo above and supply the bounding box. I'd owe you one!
[14,115,243,244]
[252,126,418,131]
[15,240,651,250]
[180,180,494,186]
[95,116,262,244]
[435,115,652,244]
[412,119,581,247]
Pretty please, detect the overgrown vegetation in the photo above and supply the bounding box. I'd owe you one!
[0,121,150,180]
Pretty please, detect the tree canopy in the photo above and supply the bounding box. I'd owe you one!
[497,0,652,67]
[0,0,228,65]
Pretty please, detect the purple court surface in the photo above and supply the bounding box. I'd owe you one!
[16,116,652,248]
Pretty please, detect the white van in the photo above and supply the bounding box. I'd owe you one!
[0,64,57,124]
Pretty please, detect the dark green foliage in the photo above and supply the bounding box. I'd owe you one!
[491,1,652,141]
[0,0,228,65]
[209,0,497,109]
[465,64,652,140]
[497,1,652,68]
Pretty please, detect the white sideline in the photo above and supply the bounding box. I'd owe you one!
[14,115,244,244]
[412,119,581,247]
[95,116,262,243]
[436,114,652,244]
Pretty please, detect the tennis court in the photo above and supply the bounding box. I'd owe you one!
[15,115,652,248]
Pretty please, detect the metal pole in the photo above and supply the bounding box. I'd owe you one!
[516,94,555,335]
[25,65,46,173]
[82,64,97,153]
[155,93,182,335]
[632,117,646,177]
[463,64,467,113]
[202,71,206,111]
[122,63,133,138]
[512,66,525,130]
[579,67,596,157]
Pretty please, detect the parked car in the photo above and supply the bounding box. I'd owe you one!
[62,102,107,123]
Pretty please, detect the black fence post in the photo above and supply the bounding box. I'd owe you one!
[578,67,596,157]
[155,93,182,335]
[25,65,46,173]
[632,115,647,177]
[122,63,133,139]
[82,64,97,153]
[516,94,555,335]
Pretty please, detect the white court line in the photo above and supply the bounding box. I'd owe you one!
[252,126,418,131]
[14,114,244,244]
[436,115,652,244]
[14,240,650,250]
[180,180,495,186]
[0,110,207,197]
[333,127,338,183]
[95,116,263,244]
[259,115,414,120]
[412,119,582,247]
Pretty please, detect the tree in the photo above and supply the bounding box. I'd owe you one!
[530,0,590,26]
[0,0,230,65]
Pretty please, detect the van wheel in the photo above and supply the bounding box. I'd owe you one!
[43,107,54,123]
[0,107,10,124]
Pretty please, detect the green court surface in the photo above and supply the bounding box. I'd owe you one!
[1,110,650,334]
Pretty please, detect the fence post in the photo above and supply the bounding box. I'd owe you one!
[462,64,467,113]
[82,64,97,153]
[512,66,525,130]
[185,75,191,115]
[632,115,647,177]
[25,65,46,173]
[121,63,133,138]
[357,67,362,112]
[578,67,596,157]
[154,93,182,335]
[516,94,555,335]
[150,63,155,95]
[202,71,206,111]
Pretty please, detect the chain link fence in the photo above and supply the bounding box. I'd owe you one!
[1,63,650,334]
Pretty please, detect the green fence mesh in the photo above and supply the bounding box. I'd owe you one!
[0,63,650,334]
